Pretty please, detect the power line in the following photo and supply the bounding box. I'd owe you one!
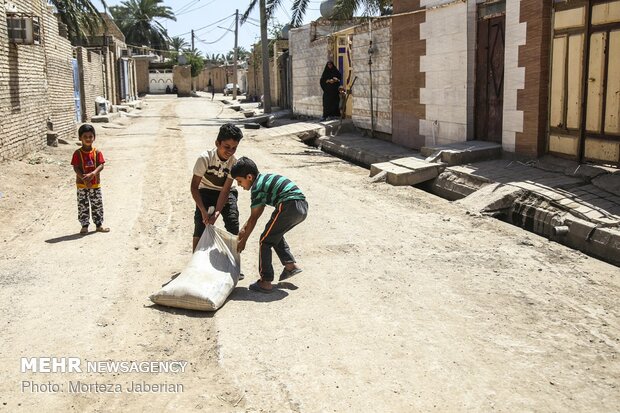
[171,13,235,37]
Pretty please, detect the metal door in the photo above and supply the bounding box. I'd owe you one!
[475,12,505,143]
[72,58,82,123]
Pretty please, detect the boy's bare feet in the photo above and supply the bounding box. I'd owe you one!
[80,226,88,235]
[96,226,110,233]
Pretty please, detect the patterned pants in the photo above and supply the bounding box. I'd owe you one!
[77,188,105,227]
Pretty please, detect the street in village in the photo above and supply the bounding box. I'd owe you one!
[0,95,618,412]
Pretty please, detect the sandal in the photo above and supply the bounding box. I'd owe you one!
[249,280,273,294]
[79,226,89,235]
[279,268,302,281]
[96,226,110,233]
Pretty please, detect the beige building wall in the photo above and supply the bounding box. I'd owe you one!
[290,25,333,118]
[0,0,76,160]
[352,19,392,135]
[76,47,105,121]
[419,0,470,145]
[134,57,150,95]
[173,65,192,97]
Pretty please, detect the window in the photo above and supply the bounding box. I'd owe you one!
[6,14,41,45]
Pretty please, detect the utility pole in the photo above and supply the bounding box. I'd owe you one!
[260,0,271,113]
[191,29,195,92]
[233,9,239,100]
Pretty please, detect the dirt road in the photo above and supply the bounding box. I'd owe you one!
[0,95,618,412]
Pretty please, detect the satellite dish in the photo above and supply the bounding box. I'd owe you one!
[320,0,336,18]
[281,24,290,39]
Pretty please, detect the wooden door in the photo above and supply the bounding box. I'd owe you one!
[475,15,506,143]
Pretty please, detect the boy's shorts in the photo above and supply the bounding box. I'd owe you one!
[193,188,239,237]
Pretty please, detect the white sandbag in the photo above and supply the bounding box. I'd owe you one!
[150,225,241,311]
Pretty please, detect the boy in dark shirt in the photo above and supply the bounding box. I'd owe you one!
[231,157,308,293]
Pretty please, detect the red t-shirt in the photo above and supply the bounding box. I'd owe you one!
[71,148,105,188]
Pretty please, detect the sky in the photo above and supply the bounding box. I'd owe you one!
[101,0,325,57]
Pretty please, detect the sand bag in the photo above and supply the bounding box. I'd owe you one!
[150,225,241,311]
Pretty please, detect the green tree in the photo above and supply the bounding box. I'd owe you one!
[49,0,107,44]
[169,36,189,53]
[184,48,205,78]
[109,0,175,51]
[226,46,250,63]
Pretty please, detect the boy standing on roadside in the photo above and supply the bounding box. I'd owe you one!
[71,124,110,235]
[191,123,243,252]
[231,157,308,293]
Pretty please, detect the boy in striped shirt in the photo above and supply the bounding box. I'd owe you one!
[231,157,308,293]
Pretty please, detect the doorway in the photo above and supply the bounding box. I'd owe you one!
[475,1,506,143]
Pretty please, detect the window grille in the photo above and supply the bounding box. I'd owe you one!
[6,14,41,45]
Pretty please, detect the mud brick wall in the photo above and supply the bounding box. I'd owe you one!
[76,47,105,121]
[134,58,149,95]
[290,24,332,118]
[42,6,75,142]
[352,19,392,135]
[0,0,76,161]
[419,0,470,146]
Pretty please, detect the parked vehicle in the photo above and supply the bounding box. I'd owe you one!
[223,83,241,96]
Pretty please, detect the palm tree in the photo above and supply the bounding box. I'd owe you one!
[241,0,391,112]
[169,36,189,54]
[49,0,107,43]
[109,0,176,51]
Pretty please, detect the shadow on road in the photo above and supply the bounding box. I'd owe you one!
[45,233,93,243]
[227,286,289,303]
[145,304,216,318]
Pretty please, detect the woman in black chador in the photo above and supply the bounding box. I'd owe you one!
[320,60,342,120]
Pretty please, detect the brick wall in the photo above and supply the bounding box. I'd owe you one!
[392,1,426,148]
[515,1,552,157]
[0,0,76,161]
[351,19,392,135]
[76,47,105,121]
[41,5,76,144]
[290,24,330,118]
[419,0,469,145]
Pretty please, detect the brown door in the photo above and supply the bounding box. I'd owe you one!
[475,15,506,143]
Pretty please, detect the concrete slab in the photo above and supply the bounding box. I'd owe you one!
[91,113,120,123]
[421,141,502,166]
[319,133,416,168]
[370,157,443,186]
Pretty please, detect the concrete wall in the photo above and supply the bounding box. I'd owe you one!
[0,0,76,160]
[76,47,105,121]
[502,0,527,153]
[290,24,334,118]
[134,57,150,95]
[173,65,192,97]
[419,0,470,146]
[352,19,392,135]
